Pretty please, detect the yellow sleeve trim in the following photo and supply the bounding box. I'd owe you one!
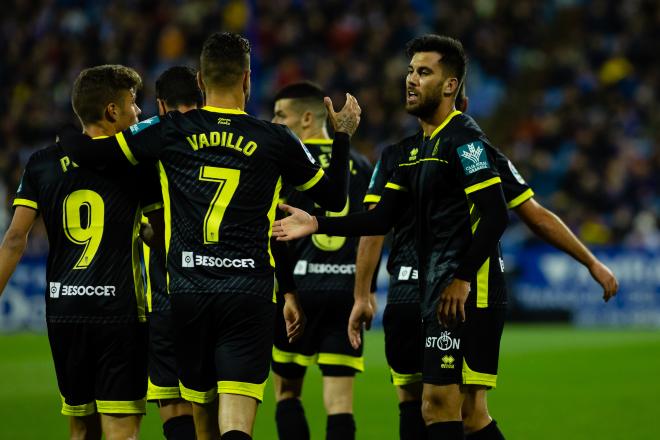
[464,177,502,195]
[142,202,164,214]
[385,182,408,192]
[363,194,381,204]
[116,132,139,165]
[13,198,38,210]
[295,168,325,191]
[507,188,534,209]
[218,380,268,402]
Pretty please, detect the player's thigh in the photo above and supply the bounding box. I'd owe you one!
[147,309,184,402]
[170,292,221,404]
[421,317,464,387]
[462,307,506,389]
[214,293,276,403]
[94,322,148,415]
[383,302,424,387]
[317,290,364,375]
[47,323,97,416]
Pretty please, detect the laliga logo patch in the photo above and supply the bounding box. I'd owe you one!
[49,282,61,298]
[182,251,195,268]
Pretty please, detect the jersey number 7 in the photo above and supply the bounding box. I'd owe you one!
[199,166,241,244]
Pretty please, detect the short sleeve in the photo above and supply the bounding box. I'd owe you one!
[364,145,398,205]
[137,164,163,214]
[497,154,534,209]
[385,162,410,193]
[277,126,325,191]
[13,157,39,211]
[450,139,501,194]
[116,115,165,164]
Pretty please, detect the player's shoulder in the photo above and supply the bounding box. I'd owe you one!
[25,143,61,168]
[442,113,497,153]
[381,130,424,163]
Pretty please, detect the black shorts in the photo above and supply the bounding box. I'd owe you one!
[272,289,363,378]
[47,321,148,416]
[383,303,423,386]
[171,292,276,403]
[147,309,181,401]
[422,307,506,388]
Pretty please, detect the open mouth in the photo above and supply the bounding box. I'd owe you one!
[407,90,419,104]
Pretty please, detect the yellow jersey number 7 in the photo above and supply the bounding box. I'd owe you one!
[199,166,241,244]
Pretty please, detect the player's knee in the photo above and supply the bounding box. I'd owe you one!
[323,391,353,414]
[421,388,462,423]
[274,375,303,401]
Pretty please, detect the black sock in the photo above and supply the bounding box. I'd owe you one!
[399,401,426,440]
[326,413,356,440]
[221,430,251,440]
[163,415,195,440]
[466,420,505,439]
[427,421,464,440]
[275,398,310,440]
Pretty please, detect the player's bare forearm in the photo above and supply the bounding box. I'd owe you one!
[515,198,619,300]
[354,235,385,303]
[0,208,36,295]
[282,291,306,342]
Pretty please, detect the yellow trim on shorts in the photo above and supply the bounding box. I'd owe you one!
[96,398,146,414]
[390,368,422,386]
[476,258,490,308]
[318,353,364,372]
[295,168,325,191]
[363,194,381,204]
[462,359,497,388]
[218,380,267,402]
[180,382,217,404]
[507,188,534,209]
[385,182,407,192]
[147,377,182,401]
[13,198,39,210]
[60,395,96,416]
[115,132,139,165]
[464,177,502,195]
[272,346,317,367]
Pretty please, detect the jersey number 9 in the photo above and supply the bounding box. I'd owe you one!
[62,190,105,270]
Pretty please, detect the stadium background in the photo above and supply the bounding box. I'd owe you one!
[0,0,658,438]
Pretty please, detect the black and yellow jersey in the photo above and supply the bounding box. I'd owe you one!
[144,235,168,313]
[13,144,161,324]
[284,139,373,292]
[363,133,423,303]
[388,111,514,317]
[61,107,348,301]
[367,130,534,305]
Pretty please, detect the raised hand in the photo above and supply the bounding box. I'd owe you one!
[272,204,318,241]
[324,93,361,137]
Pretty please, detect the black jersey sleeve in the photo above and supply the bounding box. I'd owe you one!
[496,152,534,209]
[13,155,40,211]
[136,164,163,214]
[449,139,501,194]
[278,127,350,211]
[364,144,398,205]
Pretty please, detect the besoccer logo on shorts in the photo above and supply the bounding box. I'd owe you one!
[182,251,195,268]
[49,282,61,298]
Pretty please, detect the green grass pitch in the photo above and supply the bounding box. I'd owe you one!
[1,325,659,439]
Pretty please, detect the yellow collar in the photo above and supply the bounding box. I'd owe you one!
[202,106,247,115]
[428,110,462,140]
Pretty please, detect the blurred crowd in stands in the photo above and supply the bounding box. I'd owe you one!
[1,0,658,249]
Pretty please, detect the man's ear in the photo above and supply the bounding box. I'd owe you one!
[105,102,119,123]
[301,110,313,129]
[156,98,167,116]
[197,71,205,92]
[242,70,250,93]
[443,77,459,97]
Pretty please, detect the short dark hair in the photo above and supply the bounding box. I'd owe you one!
[200,32,250,88]
[156,66,203,108]
[274,81,326,103]
[71,65,142,125]
[406,35,467,86]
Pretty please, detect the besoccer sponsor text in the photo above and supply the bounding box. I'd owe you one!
[293,260,355,275]
[181,251,255,269]
[49,282,116,298]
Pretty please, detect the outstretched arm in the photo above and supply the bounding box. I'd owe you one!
[273,187,405,240]
[514,198,618,301]
[0,207,38,296]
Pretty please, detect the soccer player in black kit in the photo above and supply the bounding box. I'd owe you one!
[275,35,516,440]
[0,65,161,440]
[270,81,373,440]
[59,32,361,440]
[351,86,619,440]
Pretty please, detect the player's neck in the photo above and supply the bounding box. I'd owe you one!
[205,88,246,112]
[418,102,457,137]
[83,122,117,139]
[302,125,330,142]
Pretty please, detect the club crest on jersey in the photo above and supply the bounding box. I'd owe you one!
[408,147,419,161]
[458,141,489,175]
[129,115,160,135]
